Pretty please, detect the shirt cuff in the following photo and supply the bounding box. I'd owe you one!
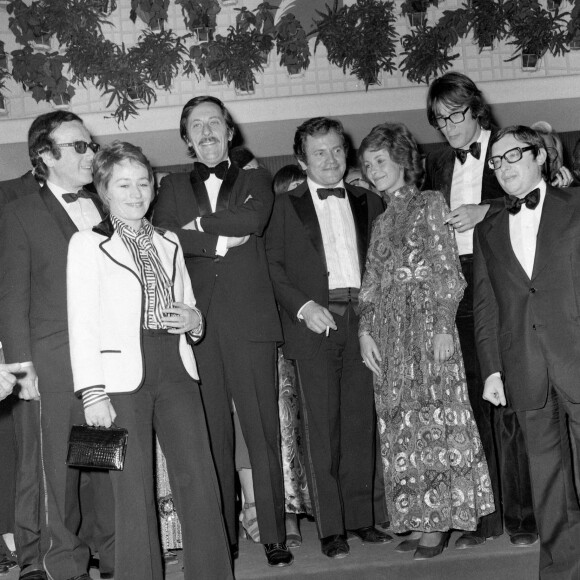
[20,361,34,368]
[216,236,228,257]
[196,217,203,232]
[297,300,314,320]
[81,386,109,409]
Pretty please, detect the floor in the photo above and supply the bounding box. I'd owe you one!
[2,519,540,580]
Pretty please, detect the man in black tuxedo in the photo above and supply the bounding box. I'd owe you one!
[265,117,390,559]
[153,96,292,568]
[0,112,110,580]
[423,73,536,549]
[474,125,580,580]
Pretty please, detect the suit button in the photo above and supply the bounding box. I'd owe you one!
[532,324,536,330]
[529,287,536,293]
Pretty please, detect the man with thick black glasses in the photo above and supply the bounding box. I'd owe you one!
[0,112,113,580]
[474,125,580,579]
[423,73,537,550]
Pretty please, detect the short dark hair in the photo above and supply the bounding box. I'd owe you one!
[229,145,256,169]
[179,96,236,158]
[272,164,306,195]
[293,117,348,164]
[490,125,547,178]
[426,72,492,130]
[92,141,154,210]
[28,111,84,182]
[358,122,424,188]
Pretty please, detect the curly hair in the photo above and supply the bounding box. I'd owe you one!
[358,122,424,188]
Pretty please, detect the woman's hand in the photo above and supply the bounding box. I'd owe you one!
[163,302,200,334]
[360,334,382,377]
[85,400,117,428]
[434,333,454,364]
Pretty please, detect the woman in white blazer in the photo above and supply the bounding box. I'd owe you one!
[67,142,232,580]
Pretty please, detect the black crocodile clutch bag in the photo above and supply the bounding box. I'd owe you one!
[67,424,128,470]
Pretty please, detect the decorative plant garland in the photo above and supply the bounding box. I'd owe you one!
[1,0,580,125]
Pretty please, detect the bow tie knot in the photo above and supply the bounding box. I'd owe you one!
[194,161,228,181]
[317,187,346,200]
[454,142,481,165]
[504,188,540,214]
[62,189,92,203]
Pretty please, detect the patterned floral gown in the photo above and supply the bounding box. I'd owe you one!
[358,185,495,534]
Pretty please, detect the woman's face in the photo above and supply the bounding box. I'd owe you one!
[362,148,406,193]
[105,159,153,229]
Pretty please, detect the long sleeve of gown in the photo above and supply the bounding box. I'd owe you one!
[425,190,467,335]
[358,218,385,337]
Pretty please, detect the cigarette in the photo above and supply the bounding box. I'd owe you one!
[325,326,330,337]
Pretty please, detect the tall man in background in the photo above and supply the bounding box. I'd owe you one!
[423,72,537,548]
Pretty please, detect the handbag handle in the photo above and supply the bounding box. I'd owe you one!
[84,422,121,430]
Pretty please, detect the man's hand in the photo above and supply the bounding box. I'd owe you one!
[551,165,574,188]
[360,334,381,377]
[226,235,250,249]
[445,204,489,233]
[301,302,337,334]
[17,364,40,401]
[163,302,200,334]
[85,400,117,428]
[0,362,22,401]
[483,374,507,406]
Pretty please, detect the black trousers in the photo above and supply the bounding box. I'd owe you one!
[458,256,535,537]
[517,386,580,580]
[294,304,378,538]
[0,396,17,536]
[194,322,285,545]
[109,331,232,580]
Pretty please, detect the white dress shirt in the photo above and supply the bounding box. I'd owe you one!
[509,179,546,278]
[47,180,102,231]
[449,128,491,256]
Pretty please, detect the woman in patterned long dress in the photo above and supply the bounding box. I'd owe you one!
[357,123,494,560]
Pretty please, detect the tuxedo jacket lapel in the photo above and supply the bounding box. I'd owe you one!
[346,186,369,275]
[216,163,240,211]
[486,209,529,280]
[290,186,327,273]
[532,188,573,280]
[39,185,78,242]
[431,150,455,205]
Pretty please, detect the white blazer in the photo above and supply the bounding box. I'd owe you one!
[67,220,202,395]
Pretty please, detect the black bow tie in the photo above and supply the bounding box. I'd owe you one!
[317,187,346,200]
[62,189,93,203]
[194,161,228,181]
[454,142,481,165]
[504,188,540,214]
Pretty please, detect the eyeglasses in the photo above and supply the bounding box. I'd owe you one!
[55,141,100,154]
[433,106,470,129]
[488,146,535,170]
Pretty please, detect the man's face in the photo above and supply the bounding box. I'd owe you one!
[185,101,232,166]
[435,101,481,150]
[492,134,546,198]
[42,121,95,191]
[298,130,346,187]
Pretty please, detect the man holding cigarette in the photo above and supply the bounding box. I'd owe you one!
[266,117,387,559]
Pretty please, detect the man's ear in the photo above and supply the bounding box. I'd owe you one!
[40,149,56,169]
[536,147,548,167]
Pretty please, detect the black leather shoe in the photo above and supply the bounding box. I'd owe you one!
[454,532,486,549]
[509,532,538,547]
[347,526,393,544]
[321,534,350,559]
[395,538,421,552]
[100,574,115,579]
[19,571,49,580]
[264,543,293,567]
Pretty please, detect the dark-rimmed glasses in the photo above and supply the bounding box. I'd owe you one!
[488,146,535,170]
[433,106,470,129]
[55,141,100,154]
